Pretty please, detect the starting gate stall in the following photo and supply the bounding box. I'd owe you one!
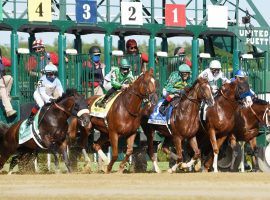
[0,0,270,172]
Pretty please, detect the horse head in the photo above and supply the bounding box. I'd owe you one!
[131,68,156,101]
[187,77,215,106]
[54,89,90,127]
[221,78,250,102]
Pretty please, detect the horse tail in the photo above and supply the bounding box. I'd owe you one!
[0,122,9,144]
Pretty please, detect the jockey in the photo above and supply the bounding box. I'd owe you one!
[26,64,64,126]
[159,63,192,115]
[96,58,134,108]
[231,69,255,106]
[198,60,230,94]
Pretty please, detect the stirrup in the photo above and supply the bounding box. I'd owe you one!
[159,106,166,116]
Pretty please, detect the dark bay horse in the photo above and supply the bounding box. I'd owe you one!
[0,89,91,173]
[229,98,270,171]
[86,69,156,173]
[142,77,215,173]
[198,78,251,172]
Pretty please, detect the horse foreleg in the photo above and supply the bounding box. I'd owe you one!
[52,152,60,173]
[182,136,201,170]
[119,133,136,173]
[8,154,19,174]
[144,125,161,173]
[249,137,259,171]
[168,136,182,173]
[59,141,71,173]
[107,132,119,173]
[93,134,110,165]
[207,131,227,172]
[229,134,239,172]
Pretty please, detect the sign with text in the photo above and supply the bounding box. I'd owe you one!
[121,2,143,25]
[165,4,186,27]
[238,27,269,51]
[76,0,97,23]
[207,5,228,28]
[28,0,52,22]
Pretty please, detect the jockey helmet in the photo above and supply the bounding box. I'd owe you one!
[120,58,131,69]
[126,39,137,49]
[45,64,57,82]
[235,69,247,77]
[32,39,45,49]
[209,60,222,69]
[120,58,131,75]
[89,46,101,55]
[178,64,191,73]
[44,64,58,74]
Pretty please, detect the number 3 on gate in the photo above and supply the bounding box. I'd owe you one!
[121,2,143,25]
[76,0,97,23]
[28,0,52,22]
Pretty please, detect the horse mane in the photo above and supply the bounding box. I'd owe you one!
[184,77,207,94]
[253,97,268,105]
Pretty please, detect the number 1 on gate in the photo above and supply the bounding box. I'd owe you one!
[165,4,186,27]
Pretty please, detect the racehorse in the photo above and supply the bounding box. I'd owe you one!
[0,89,90,173]
[229,98,270,171]
[199,78,251,172]
[142,77,215,173]
[86,69,156,173]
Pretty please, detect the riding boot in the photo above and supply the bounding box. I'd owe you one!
[96,88,115,108]
[26,105,39,126]
[98,96,108,108]
[159,99,170,116]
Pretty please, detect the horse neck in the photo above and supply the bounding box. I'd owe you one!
[178,84,200,112]
[122,82,144,115]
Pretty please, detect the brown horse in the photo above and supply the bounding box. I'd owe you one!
[86,69,156,173]
[229,98,270,171]
[0,89,91,173]
[142,77,215,173]
[199,78,251,172]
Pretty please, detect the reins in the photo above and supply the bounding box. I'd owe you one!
[122,76,153,117]
[249,105,270,127]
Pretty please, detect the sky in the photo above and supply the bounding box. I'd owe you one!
[0,0,269,48]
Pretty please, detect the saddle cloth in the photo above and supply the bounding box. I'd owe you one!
[90,92,121,118]
[19,110,46,149]
[148,99,173,125]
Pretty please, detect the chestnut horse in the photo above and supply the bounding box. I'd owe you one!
[86,69,156,173]
[229,98,270,171]
[0,89,90,173]
[199,78,251,172]
[142,77,215,173]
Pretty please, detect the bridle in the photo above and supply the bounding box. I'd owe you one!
[184,80,211,105]
[249,105,270,127]
[123,74,155,117]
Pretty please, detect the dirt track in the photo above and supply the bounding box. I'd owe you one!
[0,173,270,200]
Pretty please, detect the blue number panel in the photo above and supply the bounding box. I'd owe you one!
[76,0,97,24]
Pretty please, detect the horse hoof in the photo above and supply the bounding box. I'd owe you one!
[167,168,174,174]
[194,161,202,172]
[181,163,188,169]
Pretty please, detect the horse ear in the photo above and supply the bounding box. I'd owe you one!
[149,68,154,75]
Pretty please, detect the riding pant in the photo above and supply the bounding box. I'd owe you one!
[0,75,15,113]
